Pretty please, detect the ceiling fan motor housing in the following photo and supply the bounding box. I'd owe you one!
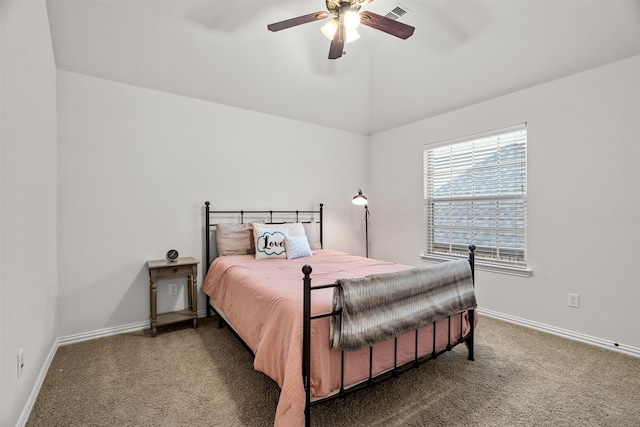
[326,0,363,15]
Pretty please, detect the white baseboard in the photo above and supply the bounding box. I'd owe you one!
[16,339,58,427]
[58,311,208,347]
[57,320,149,347]
[478,308,640,358]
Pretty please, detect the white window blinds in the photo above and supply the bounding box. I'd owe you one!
[424,124,527,268]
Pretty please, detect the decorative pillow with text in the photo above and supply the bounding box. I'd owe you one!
[253,225,288,259]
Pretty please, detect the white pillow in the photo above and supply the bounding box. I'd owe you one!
[284,235,313,260]
[252,224,288,259]
[256,222,306,238]
[302,222,321,250]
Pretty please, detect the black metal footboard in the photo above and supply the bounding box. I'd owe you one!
[302,245,477,427]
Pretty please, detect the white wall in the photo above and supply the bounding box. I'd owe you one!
[0,1,58,425]
[56,70,369,337]
[369,55,640,349]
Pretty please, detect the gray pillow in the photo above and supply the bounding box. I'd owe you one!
[216,223,255,256]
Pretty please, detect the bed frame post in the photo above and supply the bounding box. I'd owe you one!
[302,265,312,427]
[205,201,211,318]
[319,203,324,249]
[467,244,476,361]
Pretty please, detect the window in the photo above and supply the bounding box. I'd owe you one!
[423,124,530,276]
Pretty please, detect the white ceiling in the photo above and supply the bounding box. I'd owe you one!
[46,0,640,135]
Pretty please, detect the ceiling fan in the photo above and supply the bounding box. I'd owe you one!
[267,0,415,60]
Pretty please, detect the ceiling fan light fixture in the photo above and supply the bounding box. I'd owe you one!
[344,11,361,30]
[320,18,338,40]
[346,28,360,43]
[321,19,360,43]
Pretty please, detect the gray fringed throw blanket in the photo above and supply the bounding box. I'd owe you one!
[330,259,477,352]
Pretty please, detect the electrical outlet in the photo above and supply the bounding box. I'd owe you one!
[17,349,24,378]
[169,283,178,296]
[568,293,579,308]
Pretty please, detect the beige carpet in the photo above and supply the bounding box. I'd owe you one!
[27,316,640,426]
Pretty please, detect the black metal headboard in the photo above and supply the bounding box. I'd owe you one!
[204,201,323,275]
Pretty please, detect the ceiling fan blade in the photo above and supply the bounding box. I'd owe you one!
[267,11,328,32]
[328,17,345,59]
[359,11,415,39]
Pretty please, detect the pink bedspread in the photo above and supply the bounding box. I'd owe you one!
[201,249,473,427]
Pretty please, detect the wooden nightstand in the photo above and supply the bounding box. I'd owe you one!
[146,257,199,337]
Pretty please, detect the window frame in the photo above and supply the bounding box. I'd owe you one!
[421,124,532,277]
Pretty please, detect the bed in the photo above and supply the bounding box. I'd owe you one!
[201,201,477,427]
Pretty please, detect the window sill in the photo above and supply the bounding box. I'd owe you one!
[420,254,533,278]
